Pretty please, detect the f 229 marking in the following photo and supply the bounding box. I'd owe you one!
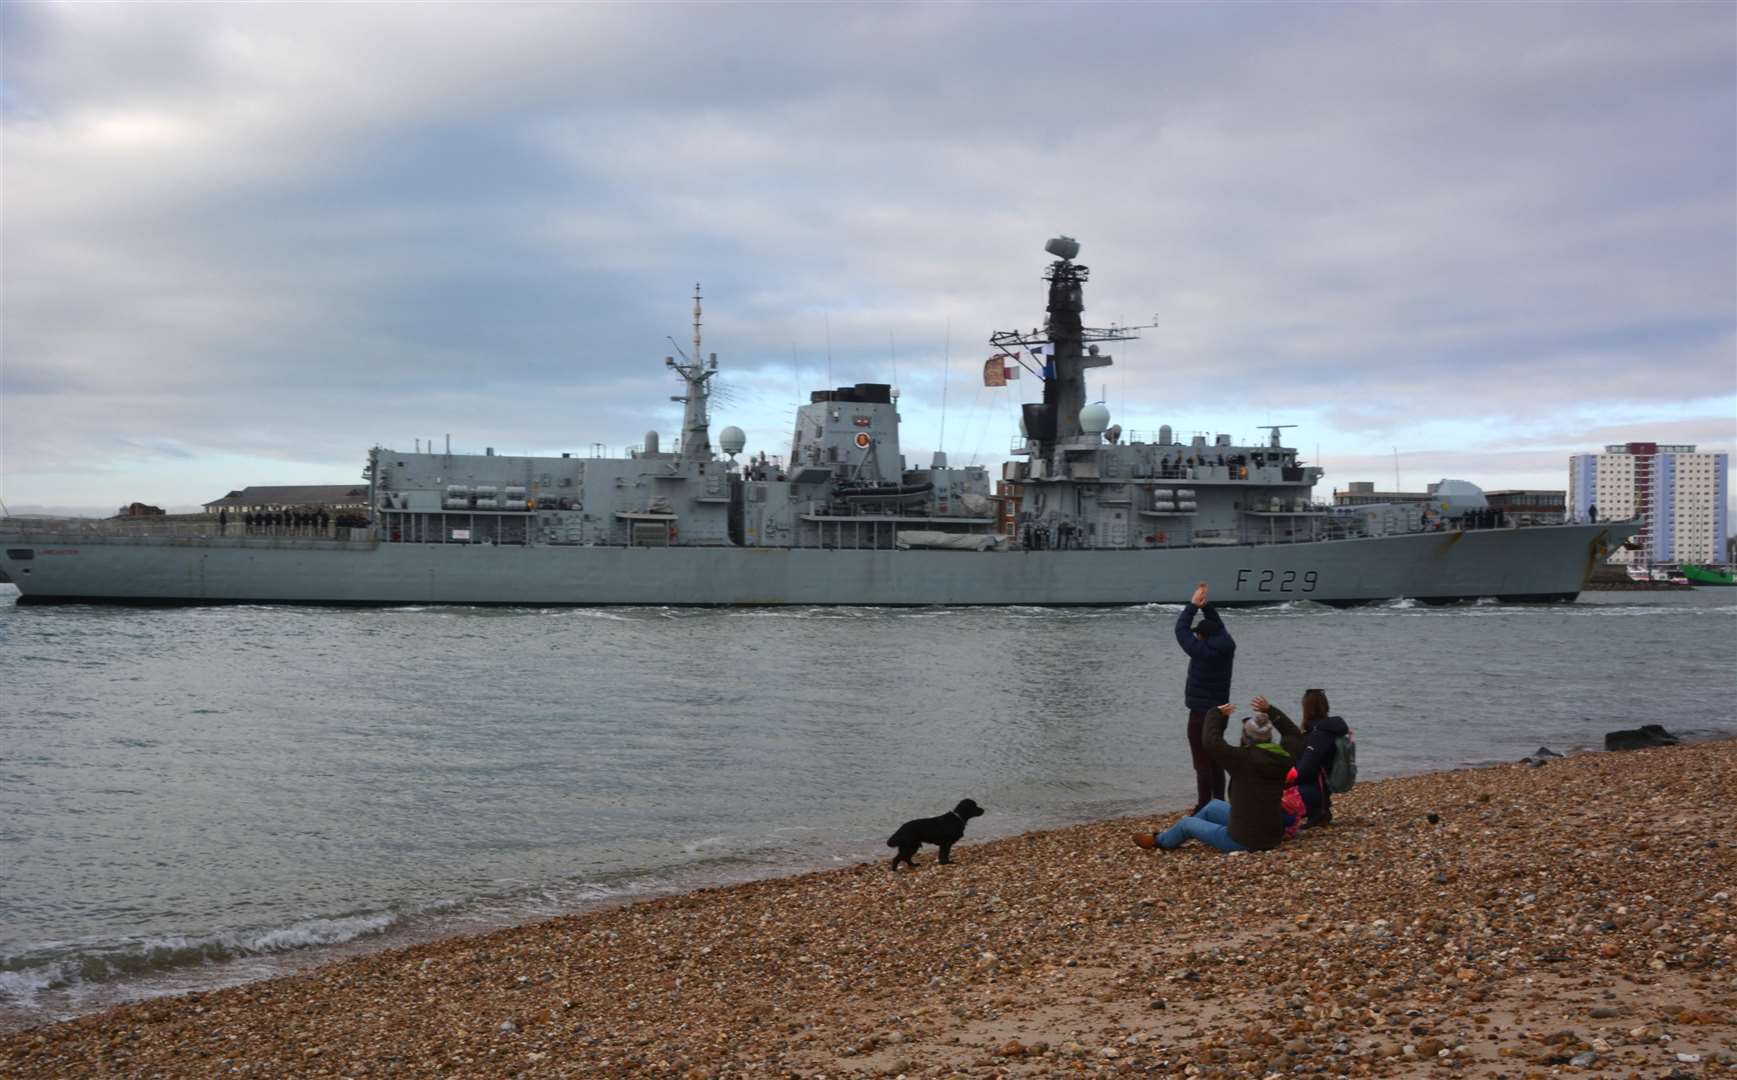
[1234,568,1318,593]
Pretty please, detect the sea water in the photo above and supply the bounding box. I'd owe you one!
[2,586,1733,1028]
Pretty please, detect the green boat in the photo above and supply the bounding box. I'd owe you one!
[1681,564,1737,586]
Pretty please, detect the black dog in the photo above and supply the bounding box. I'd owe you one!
[886,798,984,869]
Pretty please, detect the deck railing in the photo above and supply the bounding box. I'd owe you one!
[2,514,1578,554]
[1,519,374,544]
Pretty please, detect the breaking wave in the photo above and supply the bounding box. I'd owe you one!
[0,911,398,1009]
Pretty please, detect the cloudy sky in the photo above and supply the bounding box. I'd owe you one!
[3,1,1732,514]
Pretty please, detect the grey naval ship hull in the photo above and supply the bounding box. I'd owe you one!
[3,522,1627,607]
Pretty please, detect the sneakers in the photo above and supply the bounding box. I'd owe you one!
[1132,832,1158,850]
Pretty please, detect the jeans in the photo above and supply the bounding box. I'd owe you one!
[1157,798,1245,853]
[1298,781,1326,821]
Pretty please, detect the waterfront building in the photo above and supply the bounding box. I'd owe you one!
[993,479,1024,538]
[1568,443,1728,566]
[1333,481,1431,506]
[1483,490,1566,525]
[202,485,372,514]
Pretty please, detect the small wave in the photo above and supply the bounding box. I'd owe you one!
[0,911,399,1007]
[724,606,889,620]
[0,968,57,1001]
[1570,603,1737,617]
[243,913,397,954]
[681,834,734,854]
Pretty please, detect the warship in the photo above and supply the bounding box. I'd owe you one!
[1,237,1635,606]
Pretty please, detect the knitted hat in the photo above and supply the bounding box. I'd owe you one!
[1242,712,1275,746]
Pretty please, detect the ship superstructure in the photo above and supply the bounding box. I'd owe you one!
[0,238,1634,606]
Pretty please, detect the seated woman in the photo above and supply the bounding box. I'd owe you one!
[1258,690,1347,826]
[1134,703,1293,853]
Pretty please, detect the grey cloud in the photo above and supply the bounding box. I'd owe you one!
[2,1,1733,508]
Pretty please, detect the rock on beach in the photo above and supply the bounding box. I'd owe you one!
[2,741,1734,1078]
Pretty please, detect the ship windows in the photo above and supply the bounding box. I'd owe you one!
[5,549,32,560]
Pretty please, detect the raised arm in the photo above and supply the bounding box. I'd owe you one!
[1175,603,1210,657]
[1264,701,1306,760]
[1200,704,1247,771]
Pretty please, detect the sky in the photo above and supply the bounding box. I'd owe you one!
[2,1,1733,516]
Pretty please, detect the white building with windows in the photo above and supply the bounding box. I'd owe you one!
[1569,442,1729,565]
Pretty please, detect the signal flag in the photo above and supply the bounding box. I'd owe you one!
[984,351,1021,387]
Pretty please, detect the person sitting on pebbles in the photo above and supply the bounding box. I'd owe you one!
[1134,703,1294,853]
[1257,690,1348,827]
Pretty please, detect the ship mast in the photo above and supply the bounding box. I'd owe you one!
[666,282,717,461]
[990,237,1151,459]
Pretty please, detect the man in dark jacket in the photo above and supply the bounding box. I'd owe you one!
[1260,691,1347,825]
[1134,704,1293,852]
[1174,581,1235,813]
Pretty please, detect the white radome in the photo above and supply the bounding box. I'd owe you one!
[1078,402,1111,435]
[719,426,747,456]
[1432,478,1487,515]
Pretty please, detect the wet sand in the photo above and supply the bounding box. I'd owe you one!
[3,741,1733,1078]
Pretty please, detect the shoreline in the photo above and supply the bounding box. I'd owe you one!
[4,731,1725,1037]
[3,742,1734,1077]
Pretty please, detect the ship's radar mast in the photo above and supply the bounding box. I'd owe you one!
[665,283,718,461]
[1261,424,1297,449]
[989,237,1156,456]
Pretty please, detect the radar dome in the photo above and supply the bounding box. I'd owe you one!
[1079,402,1110,435]
[1431,479,1487,516]
[719,426,747,456]
[1044,236,1080,260]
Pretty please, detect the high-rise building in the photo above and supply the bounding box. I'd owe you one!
[1569,442,1729,565]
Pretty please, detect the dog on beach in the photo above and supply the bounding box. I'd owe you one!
[886,798,984,869]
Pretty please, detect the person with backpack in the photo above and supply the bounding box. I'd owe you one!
[1174,581,1235,814]
[1257,689,1352,826]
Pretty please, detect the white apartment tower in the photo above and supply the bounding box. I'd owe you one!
[1569,442,1729,565]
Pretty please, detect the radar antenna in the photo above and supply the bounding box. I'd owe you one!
[1261,424,1297,449]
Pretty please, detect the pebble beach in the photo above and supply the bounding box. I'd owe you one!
[3,741,1732,1079]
